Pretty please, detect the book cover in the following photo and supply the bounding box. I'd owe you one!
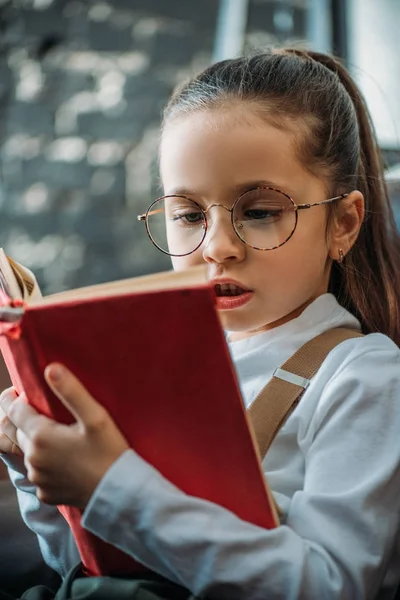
[0,260,278,576]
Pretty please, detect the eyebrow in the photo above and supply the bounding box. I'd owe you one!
[166,180,292,198]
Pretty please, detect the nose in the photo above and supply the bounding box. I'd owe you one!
[202,204,245,264]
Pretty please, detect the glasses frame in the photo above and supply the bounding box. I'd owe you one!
[137,186,349,257]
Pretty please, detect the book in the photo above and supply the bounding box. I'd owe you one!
[0,249,278,577]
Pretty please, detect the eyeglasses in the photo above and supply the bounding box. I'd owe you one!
[137,187,348,257]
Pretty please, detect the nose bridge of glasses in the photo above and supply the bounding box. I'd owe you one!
[203,203,233,215]
[203,203,235,235]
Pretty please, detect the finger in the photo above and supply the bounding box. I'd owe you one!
[44,363,107,428]
[0,415,18,446]
[0,386,16,397]
[0,387,16,402]
[3,433,22,456]
[0,431,14,454]
[16,428,30,455]
[0,410,22,455]
[0,388,18,416]
[7,395,49,436]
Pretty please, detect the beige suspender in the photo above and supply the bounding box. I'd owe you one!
[247,327,364,462]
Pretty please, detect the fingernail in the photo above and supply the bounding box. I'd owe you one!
[46,364,64,383]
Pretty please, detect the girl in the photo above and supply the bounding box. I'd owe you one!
[1,48,400,600]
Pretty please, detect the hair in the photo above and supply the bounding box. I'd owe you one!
[162,48,400,345]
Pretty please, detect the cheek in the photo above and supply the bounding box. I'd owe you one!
[292,210,330,258]
[171,253,203,272]
[261,222,330,288]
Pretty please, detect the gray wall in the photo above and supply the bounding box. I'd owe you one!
[0,0,219,292]
[0,0,397,294]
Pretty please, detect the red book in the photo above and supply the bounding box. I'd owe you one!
[0,252,278,577]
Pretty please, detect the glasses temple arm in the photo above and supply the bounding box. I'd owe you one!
[137,208,165,221]
[296,193,349,210]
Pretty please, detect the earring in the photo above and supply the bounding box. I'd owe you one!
[337,249,344,264]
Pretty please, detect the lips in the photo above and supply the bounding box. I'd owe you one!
[211,279,253,310]
[212,279,251,296]
[215,283,247,297]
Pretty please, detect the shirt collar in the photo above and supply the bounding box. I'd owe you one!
[227,293,360,359]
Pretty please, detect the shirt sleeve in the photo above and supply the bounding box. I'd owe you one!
[0,453,80,577]
[81,342,400,600]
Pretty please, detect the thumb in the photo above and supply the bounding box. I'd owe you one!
[44,363,106,428]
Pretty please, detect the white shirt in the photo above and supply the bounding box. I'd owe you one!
[3,294,400,599]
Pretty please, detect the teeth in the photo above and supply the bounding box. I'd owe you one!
[216,283,245,296]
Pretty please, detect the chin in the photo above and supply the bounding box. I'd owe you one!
[218,306,295,338]
[218,312,260,334]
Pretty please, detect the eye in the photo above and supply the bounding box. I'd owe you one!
[243,208,283,220]
[171,210,204,225]
[236,188,292,224]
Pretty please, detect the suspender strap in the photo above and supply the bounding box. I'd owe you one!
[247,327,364,461]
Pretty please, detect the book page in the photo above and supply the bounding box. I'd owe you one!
[0,249,23,301]
[0,250,42,303]
[8,258,42,302]
[30,264,208,307]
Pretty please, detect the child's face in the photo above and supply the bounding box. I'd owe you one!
[160,107,334,339]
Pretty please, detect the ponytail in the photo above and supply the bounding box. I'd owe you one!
[290,49,400,344]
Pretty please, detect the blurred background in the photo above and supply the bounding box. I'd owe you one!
[0,0,398,293]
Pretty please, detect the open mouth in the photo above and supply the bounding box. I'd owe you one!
[214,283,247,297]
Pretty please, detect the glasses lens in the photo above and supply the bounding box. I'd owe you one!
[145,196,206,256]
[233,188,296,250]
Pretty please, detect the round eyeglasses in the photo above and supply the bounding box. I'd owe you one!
[137,187,348,257]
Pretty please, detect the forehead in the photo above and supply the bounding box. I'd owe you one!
[160,107,310,194]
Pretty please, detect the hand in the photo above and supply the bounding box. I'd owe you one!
[0,388,23,456]
[0,364,129,509]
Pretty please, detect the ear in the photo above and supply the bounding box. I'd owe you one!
[328,190,364,261]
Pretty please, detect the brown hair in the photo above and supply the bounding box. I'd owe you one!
[163,49,400,344]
